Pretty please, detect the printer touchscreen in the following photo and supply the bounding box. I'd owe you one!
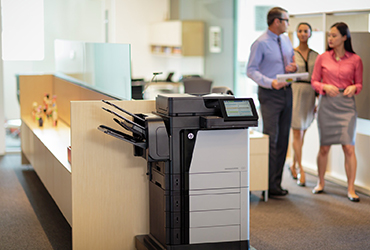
[220,98,258,121]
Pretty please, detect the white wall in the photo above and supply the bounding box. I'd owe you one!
[178,0,235,89]
[3,0,104,121]
[106,0,176,81]
[105,0,205,82]
[109,0,168,80]
[0,15,5,155]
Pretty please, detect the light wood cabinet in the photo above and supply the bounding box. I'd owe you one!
[149,20,204,56]
[249,131,269,201]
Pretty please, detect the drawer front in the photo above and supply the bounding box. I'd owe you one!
[190,225,240,244]
[190,209,240,228]
[189,172,240,190]
[190,193,240,211]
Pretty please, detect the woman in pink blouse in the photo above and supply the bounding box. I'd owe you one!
[311,22,363,202]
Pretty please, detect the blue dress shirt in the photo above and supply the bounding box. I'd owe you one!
[247,30,294,89]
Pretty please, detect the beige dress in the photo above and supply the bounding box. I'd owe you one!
[291,49,318,130]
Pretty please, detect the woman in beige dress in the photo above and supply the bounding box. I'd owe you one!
[289,22,318,186]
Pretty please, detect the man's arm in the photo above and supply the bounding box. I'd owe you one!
[246,42,274,89]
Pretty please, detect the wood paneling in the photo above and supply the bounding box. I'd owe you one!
[19,74,117,227]
[19,75,54,118]
[71,100,155,250]
[53,77,115,126]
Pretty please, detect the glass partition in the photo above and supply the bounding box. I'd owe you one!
[54,39,131,100]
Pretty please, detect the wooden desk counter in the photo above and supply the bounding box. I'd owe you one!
[22,116,71,172]
[21,116,72,225]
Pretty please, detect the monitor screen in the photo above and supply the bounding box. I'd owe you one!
[224,100,253,117]
[219,98,258,121]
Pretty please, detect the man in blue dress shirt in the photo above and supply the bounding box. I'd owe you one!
[247,7,297,197]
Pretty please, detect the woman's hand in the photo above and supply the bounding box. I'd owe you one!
[323,84,339,97]
[343,85,357,98]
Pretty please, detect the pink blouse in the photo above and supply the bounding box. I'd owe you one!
[311,50,363,95]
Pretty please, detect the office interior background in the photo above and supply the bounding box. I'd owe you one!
[0,0,370,195]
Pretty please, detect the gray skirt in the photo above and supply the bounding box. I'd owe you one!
[317,93,357,145]
[291,83,316,130]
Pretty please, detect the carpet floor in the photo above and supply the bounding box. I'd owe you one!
[0,153,71,250]
[250,165,370,250]
[1,153,369,250]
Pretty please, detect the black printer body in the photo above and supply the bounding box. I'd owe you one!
[99,94,258,250]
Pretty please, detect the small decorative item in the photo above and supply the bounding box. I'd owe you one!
[36,105,44,127]
[51,95,58,126]
[43,93,53,118]
[32,102,38,121]
[32,93,57,126]
[209,26,222,53]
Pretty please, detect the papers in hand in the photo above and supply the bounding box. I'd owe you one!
[276,72,309,83]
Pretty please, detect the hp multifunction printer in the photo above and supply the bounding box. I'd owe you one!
[98,93,258,250]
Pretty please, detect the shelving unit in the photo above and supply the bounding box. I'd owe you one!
[288,9,370,44]
[149,20,204,57]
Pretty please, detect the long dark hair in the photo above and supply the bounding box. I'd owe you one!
[327,22,355,53]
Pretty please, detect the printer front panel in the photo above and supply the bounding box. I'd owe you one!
[186,129,249,244]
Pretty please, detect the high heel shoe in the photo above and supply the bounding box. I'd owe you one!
[348,194,360,202]
[297,173,306,187]
[288,166,297,180]
[312,186,324,194]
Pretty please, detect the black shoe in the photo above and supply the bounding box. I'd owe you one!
[348,195,360,202]
[312,188,324,194]
[268,188,288,196]
[281,188,289,194]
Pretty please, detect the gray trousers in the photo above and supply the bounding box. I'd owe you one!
[258,86,292,191]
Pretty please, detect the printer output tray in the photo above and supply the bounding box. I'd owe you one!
[98,125,146,149]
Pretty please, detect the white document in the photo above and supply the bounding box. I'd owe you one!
[276,72,309,83]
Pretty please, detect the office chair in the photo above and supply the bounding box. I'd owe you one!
[182,77,212,95]
[211,86,234,95]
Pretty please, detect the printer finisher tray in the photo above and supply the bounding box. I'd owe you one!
[97,125,146,149]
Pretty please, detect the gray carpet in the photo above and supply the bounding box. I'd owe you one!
[2,153,369,250]
[0,153,71,250]
[250,167,370,250]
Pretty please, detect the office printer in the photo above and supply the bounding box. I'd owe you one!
[98,93,258,250]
